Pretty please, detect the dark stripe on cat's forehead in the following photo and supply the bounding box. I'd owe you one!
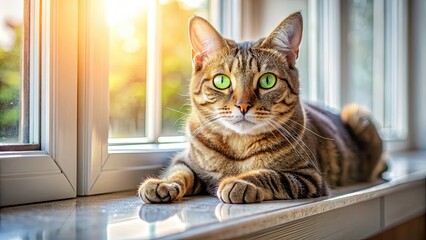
[249,57,255,71]
[225,44,260,86]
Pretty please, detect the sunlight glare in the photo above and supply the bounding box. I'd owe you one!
[106,0,146,53]
[106,0,147,27]
[122,38,141,53]
[117,24,135,39]
[159,0,208,10]
[177,0,208,10]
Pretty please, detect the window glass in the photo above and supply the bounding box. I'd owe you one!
[108,0,148,138]
[107,0,210,140]
[160,0,210,137]
[345,0,374,109]
[0,0,24,143]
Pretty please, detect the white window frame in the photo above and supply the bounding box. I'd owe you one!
[0,0,415,206]
[313,0,409,151]
[239,0,409,151]
[381,0,408,142]
[78,0,410,196]
[78,0,225,195]
[0,0,78,206]
[316,0,341,109]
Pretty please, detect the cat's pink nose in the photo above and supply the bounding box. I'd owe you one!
[236,102,252,115]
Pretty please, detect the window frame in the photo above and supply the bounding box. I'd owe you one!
[240,0,410,151]
[0,0,416,206]
[0,0,39,151]
[337,0,409,151]
[78,0,411,196]
[302,0,410,151]
[0,0,78,207]
[78,0,222,195]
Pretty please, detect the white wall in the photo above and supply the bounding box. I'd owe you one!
[409,0,426,149]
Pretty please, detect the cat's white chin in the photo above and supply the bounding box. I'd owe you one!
[221,119,265,135]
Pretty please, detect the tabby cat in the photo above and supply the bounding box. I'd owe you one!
[138,12,386,204]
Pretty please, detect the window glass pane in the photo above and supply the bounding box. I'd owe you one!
[160,0,209,137]
[345,0,374,109]
[0,0,24,143]
[108,0,148,138]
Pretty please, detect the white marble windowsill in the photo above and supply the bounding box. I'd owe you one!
[1,152,425,239]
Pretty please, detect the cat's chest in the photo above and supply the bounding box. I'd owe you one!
[190,134,272,176]
[225,135,260,156]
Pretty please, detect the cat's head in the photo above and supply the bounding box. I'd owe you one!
[188,12,303,135]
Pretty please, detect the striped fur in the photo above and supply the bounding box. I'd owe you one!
[138,12,386,204]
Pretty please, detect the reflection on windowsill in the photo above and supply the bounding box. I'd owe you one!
[1,151,425,240]
[108,142,187,153]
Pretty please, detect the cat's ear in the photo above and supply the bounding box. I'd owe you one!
[260,12,303,65]
[189,16,228,68]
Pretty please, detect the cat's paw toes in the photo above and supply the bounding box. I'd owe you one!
[217,178,264,204]
[138,179,181,203]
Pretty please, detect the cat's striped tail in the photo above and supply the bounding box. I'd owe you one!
[341,104,388,181]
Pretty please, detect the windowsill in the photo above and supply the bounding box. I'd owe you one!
[1,151,425,239]
[108,142,187,153]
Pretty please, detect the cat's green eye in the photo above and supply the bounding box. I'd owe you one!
[259,73,277,89]
[213,74,231,90]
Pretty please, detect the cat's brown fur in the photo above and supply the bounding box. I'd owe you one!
[138,12,386,204]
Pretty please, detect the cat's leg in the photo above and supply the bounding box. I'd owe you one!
[138,154,202,203]
[218,169,328,204]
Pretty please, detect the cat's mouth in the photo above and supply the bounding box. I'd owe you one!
[233,119,255,124]
[225,118,260,134]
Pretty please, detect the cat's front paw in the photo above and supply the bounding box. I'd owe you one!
[138,179,182,203]
[217,177,264,204]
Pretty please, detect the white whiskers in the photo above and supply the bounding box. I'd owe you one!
[191,115,222,137]
[267,118,321,173]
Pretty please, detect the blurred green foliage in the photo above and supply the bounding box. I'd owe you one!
[109,6,148,138]
[161,0,199,136]
[0,24,22,143]
[0,1,211,141]
[109,0,208,138]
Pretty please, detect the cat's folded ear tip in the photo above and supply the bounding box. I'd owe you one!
[188,15,197,24]
[189,15,199,20]
[188,15,207,25]
[287,11,303,21]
